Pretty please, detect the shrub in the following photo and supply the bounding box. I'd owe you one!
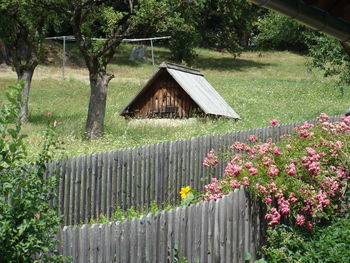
[0,83,65,262]
[203,113,350,230]
[263,212,350,262]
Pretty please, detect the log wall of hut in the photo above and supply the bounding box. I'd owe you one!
[127,70,202,118]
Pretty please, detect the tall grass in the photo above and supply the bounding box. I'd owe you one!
[0,43,349,158]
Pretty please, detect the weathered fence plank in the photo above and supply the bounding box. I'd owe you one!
[225,190,234,262]
[137,216,146,262]
[159,211,168,262]
[219,195,227,262]
[238,188,246,262]
[102,152,108,218]
[130,218,138,263]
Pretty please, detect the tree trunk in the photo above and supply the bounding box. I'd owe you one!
[85,71,114,139]
[0,40,7,64]
[16,67,34,124]
[6,32,38,124]
[240,32,249,47]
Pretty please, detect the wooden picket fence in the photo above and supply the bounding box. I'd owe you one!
[57,188,267,263]
[47,115,342,226]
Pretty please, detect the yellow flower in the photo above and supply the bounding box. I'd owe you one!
[179,186,191,199]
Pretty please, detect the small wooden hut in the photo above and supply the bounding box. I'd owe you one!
[120,62,240,119]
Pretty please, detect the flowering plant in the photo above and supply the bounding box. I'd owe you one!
[203,114,350,230]
[179,186,199,206]
[180,186,192,199]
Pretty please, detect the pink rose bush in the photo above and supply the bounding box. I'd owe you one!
[203,114,350,230]
[203,149,219,167]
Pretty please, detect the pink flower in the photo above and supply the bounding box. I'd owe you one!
[248,135,258,142]
[268,165,279,176]
[335,141,343,148]
[316,190,330,207]
[245,162,253,169]
[262,156,273,167]
[206,193,223,201]
[267,182,278,193]
[296,214,305,226]
[203,149,219,167]
[225,162,242,177]
[243,177,249,186]
[285,163,296,175]
[306,221,313,232]
[319,113,329,121]
[230,180,241,188]
[278,198,290,215]
[259,185,268,195]
[342,116,350,125]
[336,169,348,179]
[306,147,316,156]
[285,144,292,149]
[265,208,281,226]
[264,196,272,204]
[288,193,298,203]
[299,129,313,138]
[275,191,284,199]
[269,119,279,126]
[248,167,258,176]
[308,161,320,175]
[272,147,283,155]
[230,141,251,152]
[231,154,243,161]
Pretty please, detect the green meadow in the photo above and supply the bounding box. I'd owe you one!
[0,43,349,158]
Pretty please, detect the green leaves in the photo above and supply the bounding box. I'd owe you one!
[255,12,309,51]
[244,252,252,260]
[0,83,65,262]
[306,33,350,91]
[263,214,350,263]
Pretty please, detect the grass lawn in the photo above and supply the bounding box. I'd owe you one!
[0,42,349,158]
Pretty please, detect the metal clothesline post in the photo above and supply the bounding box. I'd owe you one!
[62,36,66,80]
[150,39,155,73]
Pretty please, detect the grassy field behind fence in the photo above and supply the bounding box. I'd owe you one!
[0,43,349,157]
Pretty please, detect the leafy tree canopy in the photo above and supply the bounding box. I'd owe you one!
[306,32,350,91]
[254,11,309,51]
[198,0,258,54]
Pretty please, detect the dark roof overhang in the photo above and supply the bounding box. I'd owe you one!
[249,0,350,43]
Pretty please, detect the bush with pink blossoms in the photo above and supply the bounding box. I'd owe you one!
[203,114,350,230]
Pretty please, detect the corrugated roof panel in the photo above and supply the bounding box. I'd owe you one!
[167,69,240,119]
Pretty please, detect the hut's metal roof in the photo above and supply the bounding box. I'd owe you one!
[160,63,240,118]
[120,62,240,119]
